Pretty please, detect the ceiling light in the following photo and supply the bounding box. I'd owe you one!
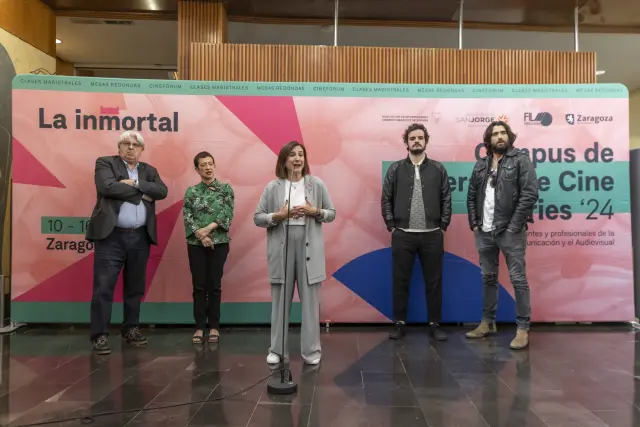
[56,39,62,44]
[145,0,160,11]
[596,70,605,75]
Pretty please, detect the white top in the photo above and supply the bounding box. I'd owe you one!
[284,178,306,226]
[481,169,496,232]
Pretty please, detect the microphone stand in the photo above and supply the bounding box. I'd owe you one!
[267,169,298,395]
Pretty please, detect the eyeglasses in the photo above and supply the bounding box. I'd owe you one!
[119,142,143,149]
[489,169,497,188]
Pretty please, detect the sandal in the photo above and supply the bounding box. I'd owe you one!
[192,331,204,344]
[208,330,219,343]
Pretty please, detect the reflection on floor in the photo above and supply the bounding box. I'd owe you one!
[0,324,639,427]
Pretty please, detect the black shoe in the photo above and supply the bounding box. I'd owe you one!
[122,327,148,345]
[92,335,111,355]
[429,323,448,341]
[389,322,406,340]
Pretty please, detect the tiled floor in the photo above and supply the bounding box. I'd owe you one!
[1,324,640,427]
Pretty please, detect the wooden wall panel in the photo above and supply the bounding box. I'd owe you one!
[189,43,596,84]
[0,0,56,56]
[178,0,227,80]
[56,56,75,76]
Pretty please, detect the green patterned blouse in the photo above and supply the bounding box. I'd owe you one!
[182,180,234,246]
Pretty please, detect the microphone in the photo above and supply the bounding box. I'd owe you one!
[267,167,298,395]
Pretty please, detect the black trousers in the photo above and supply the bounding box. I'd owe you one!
[90,227,150,341]
[391,229,444,323]
[187,243,230,330]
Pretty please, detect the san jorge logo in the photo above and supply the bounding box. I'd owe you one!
[455,114,509,126]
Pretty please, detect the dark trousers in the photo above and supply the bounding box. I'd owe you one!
[90,227,150,341]
[391,229,444,323]
[187,243,230,330]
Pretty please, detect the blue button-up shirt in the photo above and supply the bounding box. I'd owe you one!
[116,160,147,229]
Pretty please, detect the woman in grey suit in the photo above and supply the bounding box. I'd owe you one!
[254,141,336,365]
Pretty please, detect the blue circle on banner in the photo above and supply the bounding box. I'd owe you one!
[333,249,516,323]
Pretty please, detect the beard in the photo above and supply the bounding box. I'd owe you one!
[408,145,425,155]
[492,141,509,154]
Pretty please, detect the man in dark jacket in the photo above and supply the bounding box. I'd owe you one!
[465,121,538,350]
[382,123,452,341]
[86,131,168,355]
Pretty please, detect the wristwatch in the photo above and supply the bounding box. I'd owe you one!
[314,209,323,220]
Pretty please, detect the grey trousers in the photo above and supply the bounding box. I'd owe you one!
[474,228,531,330]
[270,225,322,363]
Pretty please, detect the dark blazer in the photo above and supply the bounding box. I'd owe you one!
[85,155,168,244]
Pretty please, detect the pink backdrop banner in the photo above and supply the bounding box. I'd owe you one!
[9,77,632,324]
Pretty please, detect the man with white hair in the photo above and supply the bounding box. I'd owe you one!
[86,131,168,355]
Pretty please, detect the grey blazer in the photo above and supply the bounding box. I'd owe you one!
[254,175,336,285]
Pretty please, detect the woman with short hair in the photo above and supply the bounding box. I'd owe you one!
[183,151,234,344]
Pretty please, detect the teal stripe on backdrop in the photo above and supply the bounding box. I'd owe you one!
[12,75,628,99]
[382,161,630,215]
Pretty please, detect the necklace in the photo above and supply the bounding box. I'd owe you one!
[289,179,301,189]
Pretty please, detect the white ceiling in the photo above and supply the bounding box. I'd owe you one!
[55,16,640,90]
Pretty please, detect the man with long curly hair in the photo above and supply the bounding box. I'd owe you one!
[465,121,539,350]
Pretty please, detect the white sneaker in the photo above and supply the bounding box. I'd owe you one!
[266,353,280,364]
[304,358,320,365]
